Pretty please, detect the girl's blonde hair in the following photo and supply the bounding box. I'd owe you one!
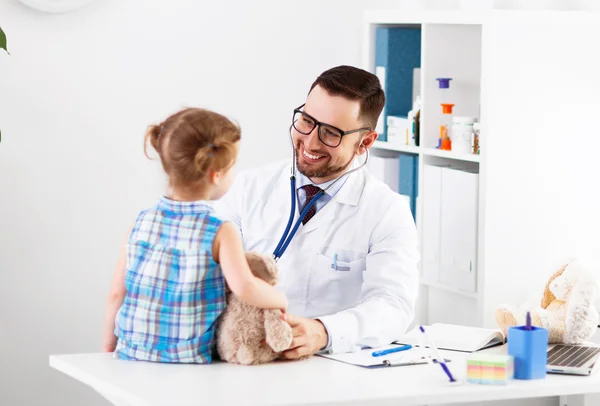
[144,108,240,190]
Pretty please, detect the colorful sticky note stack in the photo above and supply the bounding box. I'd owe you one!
[467,354,514,385]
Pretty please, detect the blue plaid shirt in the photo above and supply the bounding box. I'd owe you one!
[114,197,227,363]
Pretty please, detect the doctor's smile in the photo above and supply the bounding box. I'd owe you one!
[300,146,326,163]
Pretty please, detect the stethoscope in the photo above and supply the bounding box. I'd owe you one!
[272,126,370,262]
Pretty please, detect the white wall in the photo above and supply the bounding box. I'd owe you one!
[478,12,600,330]
[0,0,405,404]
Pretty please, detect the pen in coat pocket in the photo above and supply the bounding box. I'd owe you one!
[331,253,350,271]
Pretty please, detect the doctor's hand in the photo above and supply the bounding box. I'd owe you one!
[281,314,328,359]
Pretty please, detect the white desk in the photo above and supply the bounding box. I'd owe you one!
[49,345,600,406]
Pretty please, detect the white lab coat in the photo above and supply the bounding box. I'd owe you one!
[212,159,420,353]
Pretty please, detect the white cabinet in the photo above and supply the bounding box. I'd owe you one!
[421,164,442,284]
[366,155,400,194]
[422,165,478,294]
[439,167,478,294]
[364,9,600,329]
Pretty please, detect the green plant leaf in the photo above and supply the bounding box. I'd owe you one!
[0,26,8,54]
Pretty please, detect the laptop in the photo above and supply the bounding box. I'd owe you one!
[546,343,600,376]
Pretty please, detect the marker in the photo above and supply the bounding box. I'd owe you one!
[371,344,412,357]
[526,311,532,330]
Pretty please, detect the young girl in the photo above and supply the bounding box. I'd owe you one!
[102,107,288,363]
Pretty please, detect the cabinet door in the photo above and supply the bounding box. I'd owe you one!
[367,155,400,193]
[439,168,478,293]
[421,164,443,283]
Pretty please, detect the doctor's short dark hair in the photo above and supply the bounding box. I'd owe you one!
[309,65,386,130]
[144,107,240,190]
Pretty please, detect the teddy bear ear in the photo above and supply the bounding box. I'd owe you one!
[242,251,279,283]
[243,251,261,271]
[262,255,280,281]
[541,263,568,308]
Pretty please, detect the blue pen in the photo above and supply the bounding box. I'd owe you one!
[371,344,412,357]
[330,253,350,272]
[526,311,532,330]
[419,326,456,382]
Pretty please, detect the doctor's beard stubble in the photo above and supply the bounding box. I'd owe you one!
[295,139,362,180]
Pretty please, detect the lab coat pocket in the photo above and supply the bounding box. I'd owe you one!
[310,253,365,312]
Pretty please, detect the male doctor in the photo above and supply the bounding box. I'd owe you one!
[214,65,420,358]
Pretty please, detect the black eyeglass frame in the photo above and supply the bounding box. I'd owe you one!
[291,104,372,148]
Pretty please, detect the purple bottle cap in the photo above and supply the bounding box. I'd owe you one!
[436,78,452,89]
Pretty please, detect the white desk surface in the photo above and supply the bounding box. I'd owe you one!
[49,345,600,406]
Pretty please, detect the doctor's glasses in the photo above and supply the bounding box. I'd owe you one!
[292,104,371,148]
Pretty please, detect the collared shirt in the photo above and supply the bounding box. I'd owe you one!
[295,171,349,216]
[295,157,361,215]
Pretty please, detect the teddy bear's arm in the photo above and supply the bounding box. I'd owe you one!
[263,309,293,353]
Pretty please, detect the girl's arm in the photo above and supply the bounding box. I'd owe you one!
[213,222,288,311]
[102,228,130,352]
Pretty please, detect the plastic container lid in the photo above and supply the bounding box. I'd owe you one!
[452,116,476,125]
[436,78,452,88]
[441,103,454,114]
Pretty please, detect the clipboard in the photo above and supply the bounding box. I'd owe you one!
[363,356,452,369]
[317,344,452,369]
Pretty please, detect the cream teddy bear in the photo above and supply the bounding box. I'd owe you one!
[215,251,293,365]
[495,261,599,344]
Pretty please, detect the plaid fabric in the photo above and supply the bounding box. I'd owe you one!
[114,197,226,364]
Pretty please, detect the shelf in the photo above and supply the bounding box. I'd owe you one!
[420,147,481,163]
[363,9,597,27]
[364,9,486,26]
[372,141,480,163]
[372,141,420,154]
[420,279,479,300]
